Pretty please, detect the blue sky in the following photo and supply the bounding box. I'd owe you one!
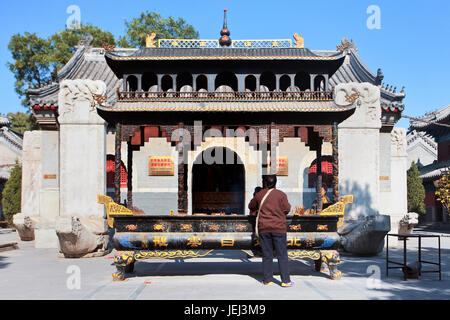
[0,0,449,128]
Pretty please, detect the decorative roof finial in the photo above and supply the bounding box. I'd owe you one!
[146,33,157,48]
[293,33,304,48]
[219,9,232,47]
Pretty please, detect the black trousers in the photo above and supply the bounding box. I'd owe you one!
[259,233,291,283]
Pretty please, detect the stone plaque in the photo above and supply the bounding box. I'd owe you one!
[148,156,174,176]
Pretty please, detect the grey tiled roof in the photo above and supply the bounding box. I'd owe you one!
[314,49,405,112]
[409,105,450,130]
[106,47,344,60]
[28,39,405,114]
[28,46,123,108]
[419,159,450,180]
[105,100,348,112]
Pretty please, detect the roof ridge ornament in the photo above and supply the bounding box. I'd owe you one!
[219,10,232,47]
[337,37,358,52]
[146,33,157,48]
[293,33,304,48]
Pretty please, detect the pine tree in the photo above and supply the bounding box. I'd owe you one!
[407,162,426,215]
[3,162,22,227]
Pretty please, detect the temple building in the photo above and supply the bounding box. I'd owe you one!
[409,105,450,224]
[16,15,408,256]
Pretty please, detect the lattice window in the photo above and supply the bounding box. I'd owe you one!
[106,155,128,189]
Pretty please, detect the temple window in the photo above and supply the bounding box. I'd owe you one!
[161,75,174,92]
[245,75,257,92]
[126,75,138,92]
[106,155,127,189]
[142,72,157,92]
[196,74,208,91]
[279,74,291,91]
[314,75,326,91]
[295,72,311,91]
[260,71,276,92]
[215,71,238,92]
[308,156,333,188]
[177,72,193,92]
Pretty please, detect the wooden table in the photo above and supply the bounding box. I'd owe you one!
[386,233,441,281]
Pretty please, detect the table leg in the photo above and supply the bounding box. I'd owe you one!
[386,235,389,277]
[403,238,407,281]
[438,236,441,281]
[418,236,421,276]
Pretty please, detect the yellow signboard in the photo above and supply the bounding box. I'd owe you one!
[267,156,289,176]
[148,156,174,176]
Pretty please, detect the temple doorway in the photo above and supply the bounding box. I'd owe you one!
[192,147,245,215]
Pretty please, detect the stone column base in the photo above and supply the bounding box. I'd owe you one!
[13,213,38,241]
[56,216,111,258]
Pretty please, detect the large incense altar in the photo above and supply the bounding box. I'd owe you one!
[99,195,343,280]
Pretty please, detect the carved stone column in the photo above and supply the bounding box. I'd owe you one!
[55,79,110,258]
[332,122,339,203]
[114,123,122,204]
[316,145,323,213]
[389,127,408,245]
[177,123,188,214]
[336,82,390,256]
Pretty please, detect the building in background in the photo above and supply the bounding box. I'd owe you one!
[409,105,450,224]
[406,130,437,169]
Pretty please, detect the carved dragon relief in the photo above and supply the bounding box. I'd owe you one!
[58,80,107,121]
[334,83,381,125]
[391,127,407,155]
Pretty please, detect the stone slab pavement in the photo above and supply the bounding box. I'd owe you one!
[0,229,449,300]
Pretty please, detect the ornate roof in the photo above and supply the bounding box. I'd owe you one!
[409,105,450,131]
[105,47,344,61]
[100,100,351,113]
[28,35,405,126]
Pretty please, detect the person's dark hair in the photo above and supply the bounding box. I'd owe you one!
[263,175,277,189]
[254,186,263,196]
[322,183,328,191]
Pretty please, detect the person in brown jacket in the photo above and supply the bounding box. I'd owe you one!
[248,175,293,287]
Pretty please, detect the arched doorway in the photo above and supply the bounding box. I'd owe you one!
[192,147,245,215]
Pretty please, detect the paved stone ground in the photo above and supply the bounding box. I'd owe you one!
[0,229,449,300]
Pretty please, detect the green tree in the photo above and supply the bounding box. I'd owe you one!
[2,162,21,227]
[118,11,199,48]
[8,24,116,106]
[7,112,38,135]
[48,24,116,69]
[7,32,52,106]
[407,162,426,215]
[435,171,450,211]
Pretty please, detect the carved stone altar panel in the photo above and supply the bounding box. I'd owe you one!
[58,79,107,125]
[391,127,407,157]
[335,82,381,129]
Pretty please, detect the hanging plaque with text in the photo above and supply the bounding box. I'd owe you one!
[148,156,174,176]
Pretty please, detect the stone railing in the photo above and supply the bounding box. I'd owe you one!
[118,91,334,102]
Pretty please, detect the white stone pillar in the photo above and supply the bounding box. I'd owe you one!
[390,128,408,236]
[35,131,60,248]
[55,79,109,258]
[13,131,42,241]
[336,83,382,219]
